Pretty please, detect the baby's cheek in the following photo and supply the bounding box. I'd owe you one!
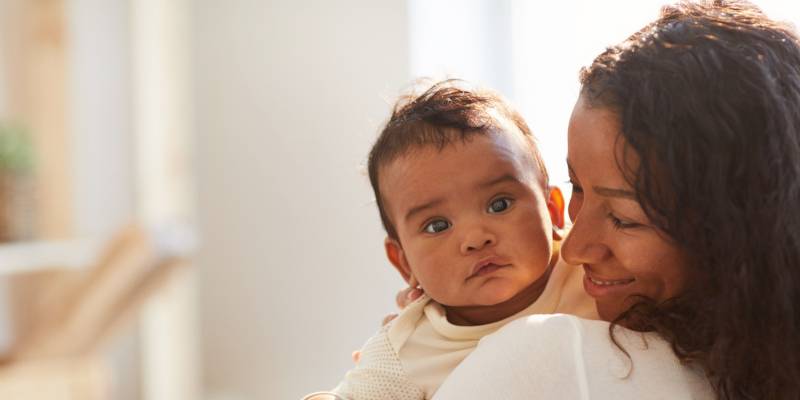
[415,269,458,304]
[417,269,448,294]
[405,241,463,304]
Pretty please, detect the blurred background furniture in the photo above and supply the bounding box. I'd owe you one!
[0,223,196,399]
[0,0,198,398]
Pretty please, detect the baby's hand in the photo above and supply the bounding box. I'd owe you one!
[378,287,424,330]
[396,287,424,310]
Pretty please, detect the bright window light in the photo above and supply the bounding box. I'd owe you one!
[410,0,800,209]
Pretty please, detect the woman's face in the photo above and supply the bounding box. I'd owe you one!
[561,96,694,322]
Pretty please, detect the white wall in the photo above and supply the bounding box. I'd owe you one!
[67,0,135,239]
[66,2,139,400]
[193,2,409,399]
[409,0,514,97]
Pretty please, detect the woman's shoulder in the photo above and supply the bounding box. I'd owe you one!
[487,313,609,343]
[474,313,618,365]
[515,312,603,328]
[432,314,715,399]
[484,313,685,370]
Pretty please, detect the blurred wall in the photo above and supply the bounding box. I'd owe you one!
[193,2,409,399]
[67,0,140,397]
[67,0,135,239]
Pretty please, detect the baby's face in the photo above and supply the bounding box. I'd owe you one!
[381,130,555,307]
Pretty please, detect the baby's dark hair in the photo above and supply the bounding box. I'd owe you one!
[368,80,547,241]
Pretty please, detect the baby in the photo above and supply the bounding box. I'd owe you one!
[303,81,596,400]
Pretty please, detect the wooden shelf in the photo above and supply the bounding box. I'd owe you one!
[0,223,197,276]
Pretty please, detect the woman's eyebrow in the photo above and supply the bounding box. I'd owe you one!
[594,187,636,200]
[567,160,635,199]
[566,160,577,178]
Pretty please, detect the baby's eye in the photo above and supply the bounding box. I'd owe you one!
[424,220,452,233]
[488,198,512,213]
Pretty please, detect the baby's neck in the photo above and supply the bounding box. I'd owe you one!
[443,265,552,326]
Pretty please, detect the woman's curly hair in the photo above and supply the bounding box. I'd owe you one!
[580,1,800,398]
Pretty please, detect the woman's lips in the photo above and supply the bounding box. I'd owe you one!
[582,268,635,298]
[587,276,634,285]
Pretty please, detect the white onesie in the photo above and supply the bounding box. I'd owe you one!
[302,259,596,400]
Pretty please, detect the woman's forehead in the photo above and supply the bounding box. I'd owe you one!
[567,98,639,186]
[568,99,620,164]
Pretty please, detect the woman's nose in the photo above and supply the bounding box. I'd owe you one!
[460,222,497,254]
[561,209,611,265]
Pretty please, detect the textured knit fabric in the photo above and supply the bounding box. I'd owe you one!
[432,313,715,400]
[303,260,596,400]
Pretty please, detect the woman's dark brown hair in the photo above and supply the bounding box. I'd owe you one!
[580,1,800,398]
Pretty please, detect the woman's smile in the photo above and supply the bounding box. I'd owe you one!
[586,276,634,286]
[582,267,635,299]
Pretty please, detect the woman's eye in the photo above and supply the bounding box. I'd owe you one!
[606,213,640,230]
[487,198,512,213]
[424,220,452,233]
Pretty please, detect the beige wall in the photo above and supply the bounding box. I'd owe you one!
[67,0,135,239]
[193,2,409,399]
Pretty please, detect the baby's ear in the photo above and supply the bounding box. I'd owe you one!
[547,186,566,241]
[384,237,419,287]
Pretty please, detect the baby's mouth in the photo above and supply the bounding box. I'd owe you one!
[470,263,509,278]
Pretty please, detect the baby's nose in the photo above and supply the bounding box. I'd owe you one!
[460,226,497,254]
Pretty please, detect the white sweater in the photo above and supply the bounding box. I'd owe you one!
[432,313,715,400]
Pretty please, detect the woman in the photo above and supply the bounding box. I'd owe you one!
[427,1,800,399]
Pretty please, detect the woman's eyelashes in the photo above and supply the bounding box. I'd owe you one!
[487,198,512,213]
[606,212,640,230]
[566,179,584,194]
[424,219,452,233]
